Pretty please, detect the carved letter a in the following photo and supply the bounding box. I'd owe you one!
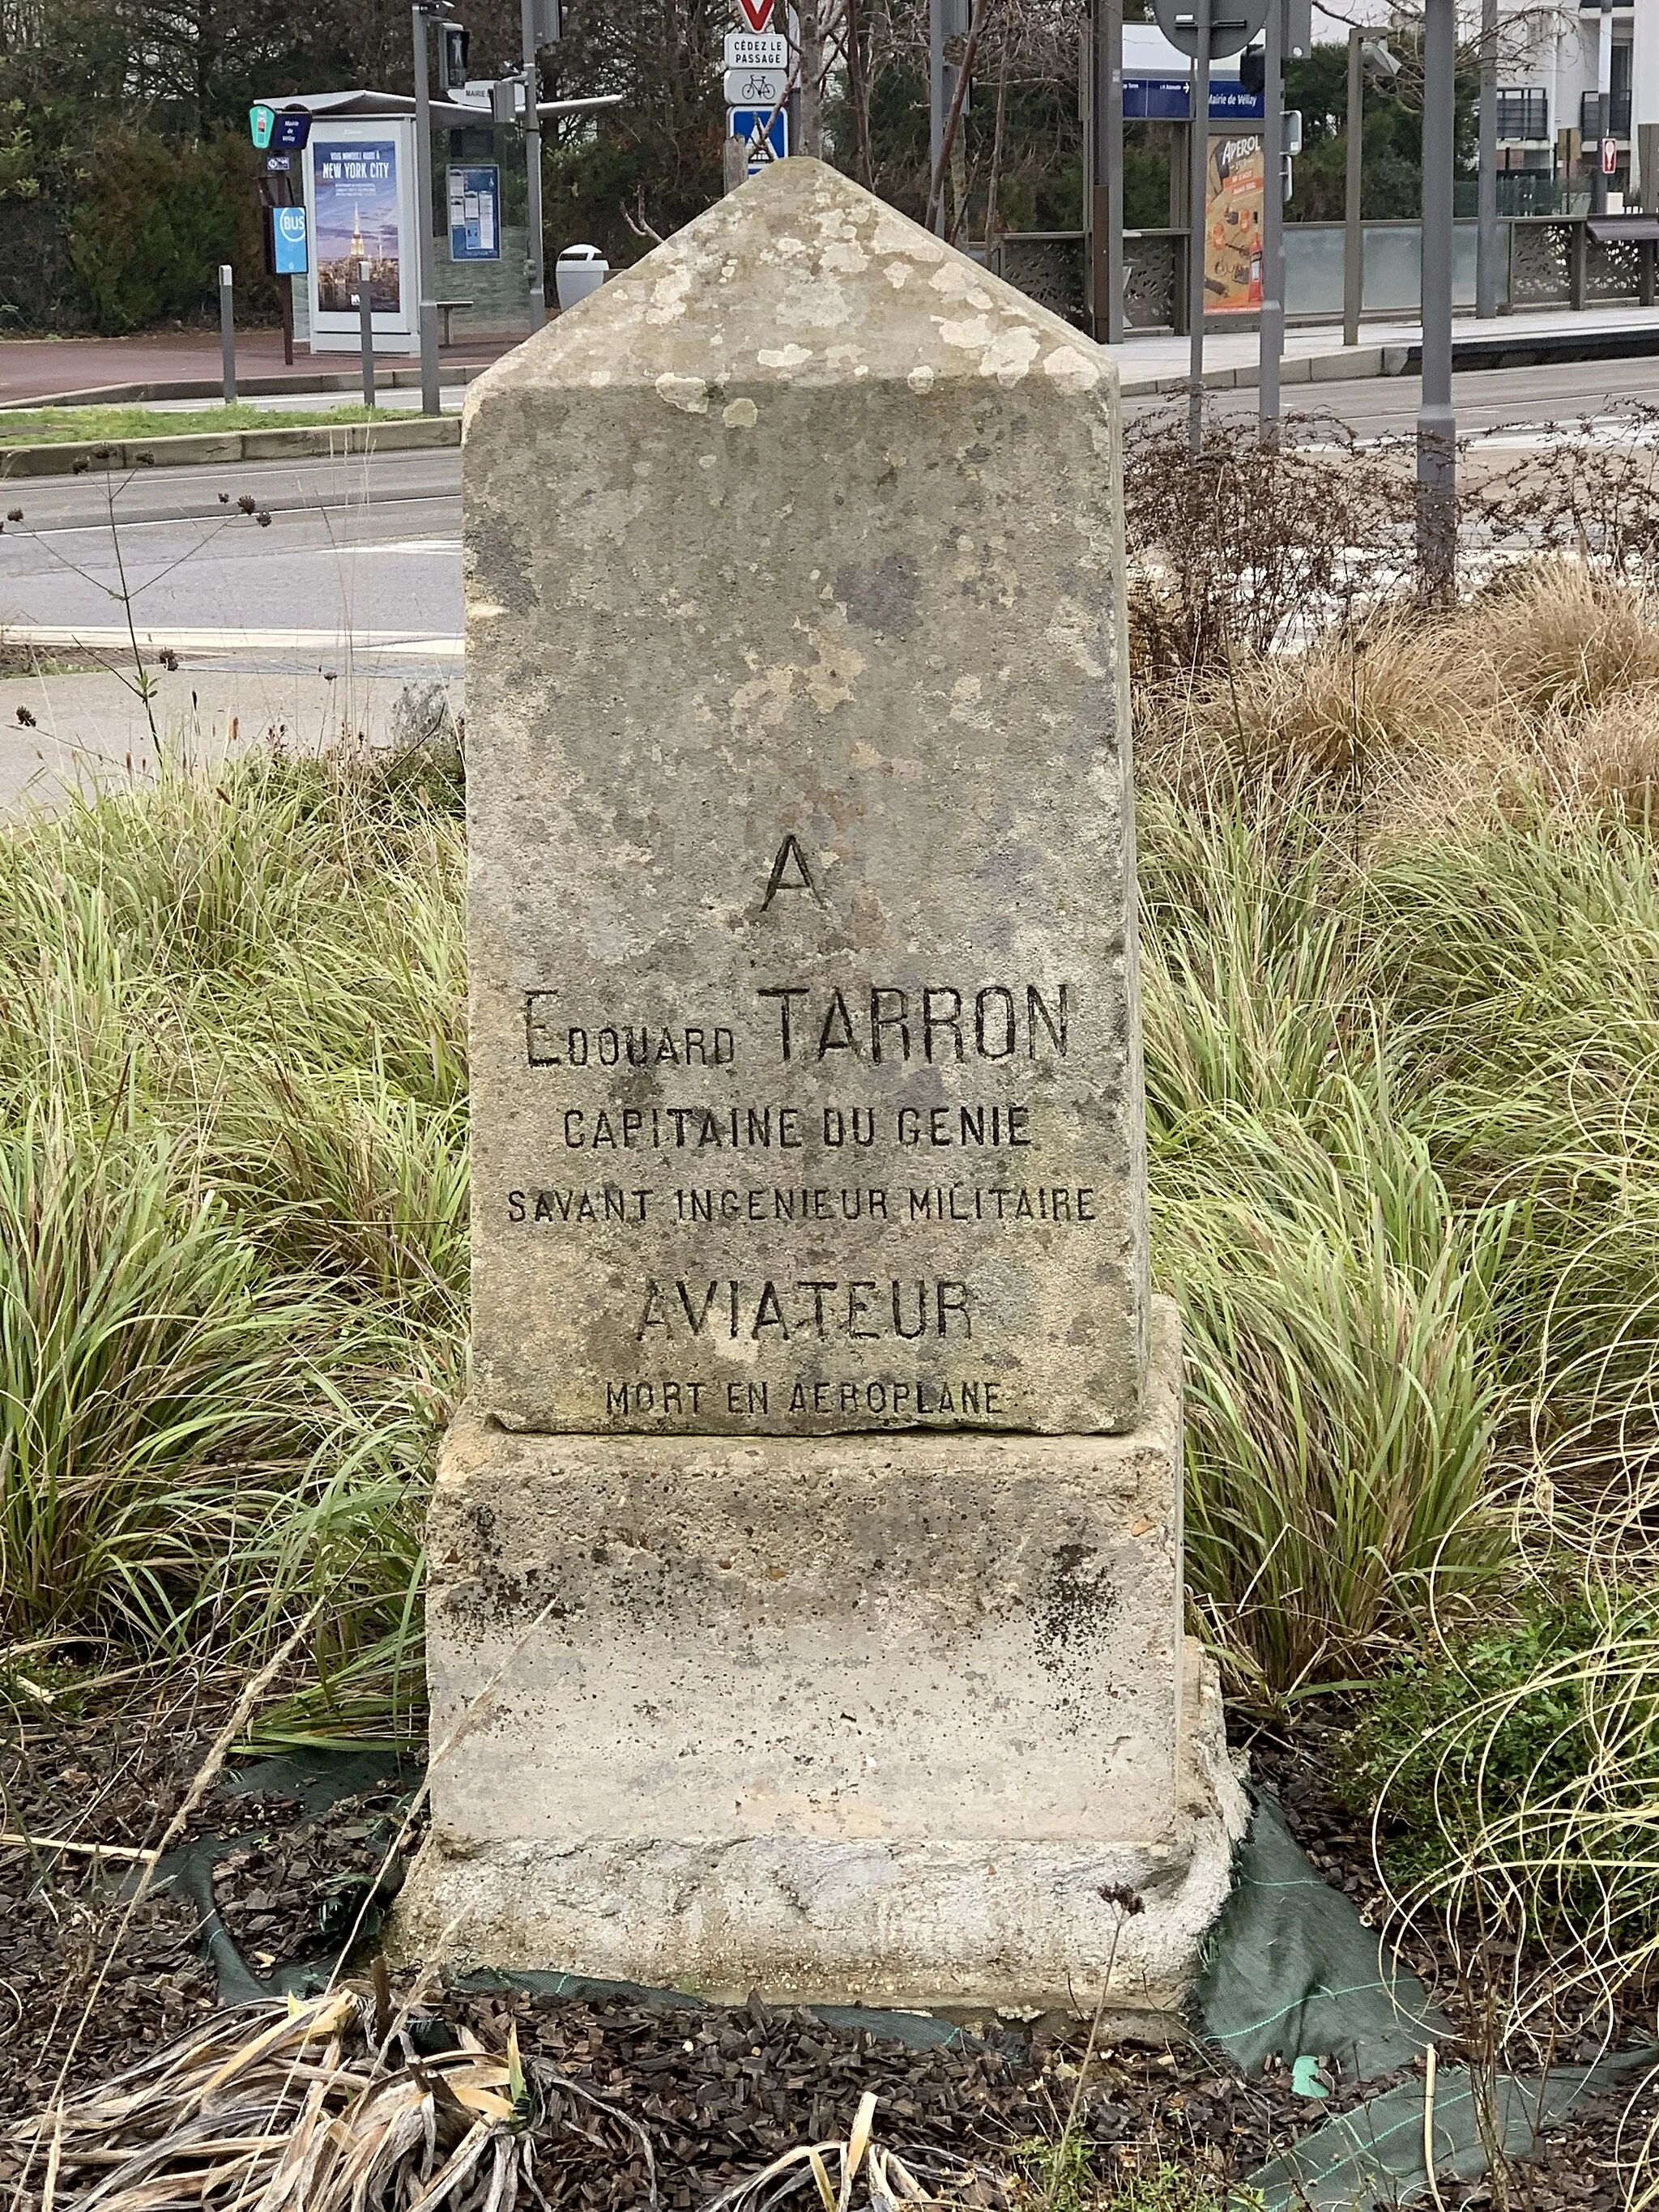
[761,834,825,910]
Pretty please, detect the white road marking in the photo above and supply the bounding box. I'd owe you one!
[1,624,463,659]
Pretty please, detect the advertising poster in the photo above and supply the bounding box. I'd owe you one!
[447,164,501,262]
[313,139,402,313]
[1204,134,1265,315]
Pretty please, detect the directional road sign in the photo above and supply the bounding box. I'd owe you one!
[729,104,788,175]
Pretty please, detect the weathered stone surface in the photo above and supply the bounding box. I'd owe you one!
[463,156,1145,1437]
[394,1299,1248,2014]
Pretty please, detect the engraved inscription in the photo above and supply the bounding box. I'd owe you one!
[501,974,1102,1426]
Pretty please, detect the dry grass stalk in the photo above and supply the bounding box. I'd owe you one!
[6,2011,1009,2212]
[699,2088,1011,2212]
[6,1988,658,2212]
[1137,562,1659,837]
[0,1834,160,1865]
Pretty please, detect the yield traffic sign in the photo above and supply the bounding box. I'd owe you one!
[734,0,775,33]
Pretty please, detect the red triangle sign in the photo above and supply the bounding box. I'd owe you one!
[736,0,774,32]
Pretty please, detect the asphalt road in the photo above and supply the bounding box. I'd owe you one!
[0,448,463,652]
[1145,350,1659,438]
[4,353,1659,656]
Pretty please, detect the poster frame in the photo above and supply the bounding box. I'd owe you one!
[1202,128,1265,318]
[301,117,420,355]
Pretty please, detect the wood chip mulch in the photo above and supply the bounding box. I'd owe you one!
[4,1683,1655,2208]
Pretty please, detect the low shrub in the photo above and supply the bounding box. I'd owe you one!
[66,128,271,334]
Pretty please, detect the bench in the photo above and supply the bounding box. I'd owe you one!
[436,300,473,346]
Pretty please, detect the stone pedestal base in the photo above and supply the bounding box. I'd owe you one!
[393,1299,1246,2020]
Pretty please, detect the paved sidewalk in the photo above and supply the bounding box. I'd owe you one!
[0,329,518,407]
[0,658,461,814]
[1111,300,1659,393]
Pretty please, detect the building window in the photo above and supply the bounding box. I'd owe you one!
[1496,88,1548,140]
[1580,87,1633,137]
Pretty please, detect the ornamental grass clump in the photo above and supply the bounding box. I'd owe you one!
[0,744,463,1720]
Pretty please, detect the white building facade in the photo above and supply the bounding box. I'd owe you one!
[1316,1,1659,209]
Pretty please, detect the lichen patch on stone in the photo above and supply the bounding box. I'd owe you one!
[1043,347,1101,393]
[655,373,710,414]
[979,326,1042,386]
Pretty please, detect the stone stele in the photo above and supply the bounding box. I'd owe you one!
[463,155,1146,1439]
[394,160,1245,2016]
[396,1298,1247,2016]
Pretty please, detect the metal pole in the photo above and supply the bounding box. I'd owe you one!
[218,264,237,403]
[358,260,377,407]
[1188,0,1210,454]
[1476,0,1499,315]
[929,0,945,236]
[1259,0,1282,433]
[412,2,441,415]
[1418,0,1456,593]
[1343,26,1363,344]
[1089,0,1124,343]
[1593,0,1612,216]
[522,0,546,330]
[1105,0,1124,343]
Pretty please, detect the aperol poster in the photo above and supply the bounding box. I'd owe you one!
[1204,134,1265,314]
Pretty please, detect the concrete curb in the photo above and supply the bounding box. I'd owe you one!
[1118,344,1400,398]
[0,363,498,411]
[0,413,462,479]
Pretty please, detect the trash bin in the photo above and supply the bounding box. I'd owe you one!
[555,244,608,311]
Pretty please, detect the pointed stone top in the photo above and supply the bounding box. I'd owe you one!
[466,157,1110,421]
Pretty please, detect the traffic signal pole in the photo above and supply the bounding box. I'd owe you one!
[522,0,546,330]
[412,2,441,415]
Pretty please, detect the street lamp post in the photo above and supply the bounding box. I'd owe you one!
[1418,0,1456,593]
[411,1,443,416]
